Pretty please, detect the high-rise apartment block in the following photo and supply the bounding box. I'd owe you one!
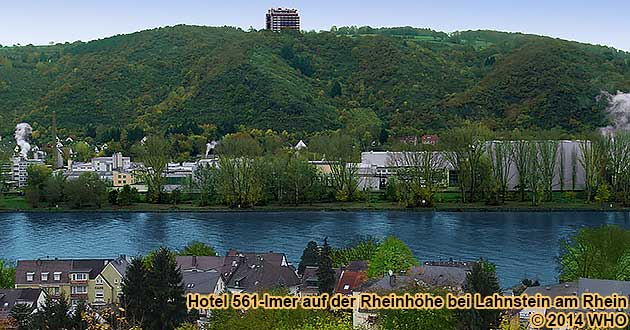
[266,8,300,32]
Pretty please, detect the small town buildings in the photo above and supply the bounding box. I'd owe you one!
[10,157,45,188]
[353,261,472,329]
[15,256,130,306]
[520,278,630,329]
[177,252,300,295]
[266,8,300,32]
[0,288,45,323]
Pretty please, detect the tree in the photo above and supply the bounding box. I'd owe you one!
[298,241,319,276]
[330,237,380,268]
[65,172,108,208]
[603,132,630,203]
[122,257,149,327]
[510,139,532,202]
[108,189,119,205]
[117,185,138,206]
[368,236,418,278]
[74,141,93,162]
[443,124,492,203]
[459,259,501,330]
[486,141,512,202]
[579,139,604,203]
[138,136,171,203]
[178,241,217,256]
[284,155,322,205]
[30,294,75,330]
[537,140,558,202]
[9,304,32,330]
[388,145,446,207]
[145,247,187,330]
[379,291,457,330]
[0,259,16,288]
[559,225,630,282]
[24,164,52,208]
[310,132,361,202]
[190,163,217,206]
[317,238,335,295]
[216,157,263,208]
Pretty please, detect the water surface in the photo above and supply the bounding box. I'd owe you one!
[2,211,629,287]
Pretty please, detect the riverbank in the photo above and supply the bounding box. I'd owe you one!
[1,196,628,213]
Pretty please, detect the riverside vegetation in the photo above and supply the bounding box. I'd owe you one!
[3,126,630,211]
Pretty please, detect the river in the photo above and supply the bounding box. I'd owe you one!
[2,211,630,287]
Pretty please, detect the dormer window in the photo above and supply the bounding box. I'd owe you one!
[41,272,49,281]
[54,272,61,281]
[343,284,350,290]
[26,272,34,281]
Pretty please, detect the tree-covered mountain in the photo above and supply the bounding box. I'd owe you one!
[0,25,629,144]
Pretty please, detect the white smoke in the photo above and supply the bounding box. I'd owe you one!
[14,123,32,159]
[600,91,630,135]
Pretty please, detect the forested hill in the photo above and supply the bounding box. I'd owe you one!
[0,25,629,142]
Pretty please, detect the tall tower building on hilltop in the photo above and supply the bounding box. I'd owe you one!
[266,8,300,32]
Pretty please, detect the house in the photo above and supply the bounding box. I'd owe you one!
[294,140,307,150]
[0,289,45,323]
[223,251,300,294]
[182,271,226,317]
[335,261,369,295]
[353,262,472,329]
[15,256,130,306]
[520,278,630,329]
[177,252,300,295]
[112,171,135,187]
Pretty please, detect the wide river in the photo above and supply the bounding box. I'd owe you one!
[2,211,630,287]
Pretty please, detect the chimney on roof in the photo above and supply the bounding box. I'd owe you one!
[388,270,396,287]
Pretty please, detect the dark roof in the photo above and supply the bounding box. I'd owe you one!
[410,265,469,290]
[522,278,630,313]
[0,289,43,318]
[182,272,222,295]
[110,256,131,277]
[16,259,111,285]
[16,260,73,285]
[176,256,225,273]
[226,255,299,293]
[359,265,469,293]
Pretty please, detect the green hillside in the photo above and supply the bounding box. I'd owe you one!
[0,25,629,144]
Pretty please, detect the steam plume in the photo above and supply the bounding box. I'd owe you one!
[15,123,32,159]
[600,91,630,135]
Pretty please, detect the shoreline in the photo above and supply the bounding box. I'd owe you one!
[1,204,629,213]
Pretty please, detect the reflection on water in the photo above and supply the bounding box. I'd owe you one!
[2,211,630,287]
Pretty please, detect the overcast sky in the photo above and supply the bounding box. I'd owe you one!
[1,0,629,51]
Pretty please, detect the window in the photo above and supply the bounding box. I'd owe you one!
[52,287,60,295]
[72,273,88,281]
[95,278,103,285]
[71,286,88,294]
[343,284,350,290]
[26,272,34,281]
[95,290,104,299]
[41,272,49,281]
[54,272,61,281]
